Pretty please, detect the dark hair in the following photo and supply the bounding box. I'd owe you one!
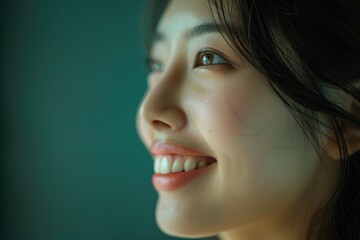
[144,0,360,239]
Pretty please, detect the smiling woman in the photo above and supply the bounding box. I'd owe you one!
[136,0,360,240]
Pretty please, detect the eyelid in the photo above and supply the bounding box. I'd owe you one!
[193,48,231,68]
[146,48,235,74]
[146,56,163,73]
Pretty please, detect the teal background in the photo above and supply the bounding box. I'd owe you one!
[0,1,218,240]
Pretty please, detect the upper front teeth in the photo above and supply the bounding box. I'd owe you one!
[160,156,172,174]
[154,156,210,174]
[184,157,196,172]
[172,157,183,173]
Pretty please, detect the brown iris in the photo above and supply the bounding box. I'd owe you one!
[194,51,228,68]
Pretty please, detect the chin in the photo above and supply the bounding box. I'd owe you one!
[155,203,218,239]
[157,223,217,239]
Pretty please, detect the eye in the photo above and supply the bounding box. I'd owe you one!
[193,50,229,68]
[146,57,163,73]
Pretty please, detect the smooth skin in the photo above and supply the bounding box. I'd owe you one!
[136,0,359,239]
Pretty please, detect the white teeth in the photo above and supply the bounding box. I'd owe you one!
[184,157,196,172]
[172,156,184,173]
[197,160,207,168]
[154,157,161,173]
[154,156,214,174]
[160,156,172,174]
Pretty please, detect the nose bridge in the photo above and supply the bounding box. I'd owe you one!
[139,61,187,131]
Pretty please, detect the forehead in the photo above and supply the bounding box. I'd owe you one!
[157,0,214,34]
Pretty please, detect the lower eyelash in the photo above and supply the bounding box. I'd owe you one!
[146,57,163,72]
[194,50,229,67]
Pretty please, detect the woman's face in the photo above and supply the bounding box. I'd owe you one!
[137,0,339,238]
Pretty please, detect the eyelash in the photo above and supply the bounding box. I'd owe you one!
[147,58,163,73]
[146,49,230,73]
[193,49,229,68]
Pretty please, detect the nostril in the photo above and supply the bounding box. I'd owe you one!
[148,108,187,131]
[152,120,172,129]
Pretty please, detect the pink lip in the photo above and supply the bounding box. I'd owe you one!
[149,140,214,157]
[152,163,217,191]
[149,140,217,191]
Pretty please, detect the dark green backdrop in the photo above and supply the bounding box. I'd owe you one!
[0,0,218,239]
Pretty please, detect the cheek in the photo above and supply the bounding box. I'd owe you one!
[223,71,280,136]
[193,72,319,214]
[196,71,280,142]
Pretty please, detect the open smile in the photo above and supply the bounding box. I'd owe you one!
[153,155,217,174]
[150,141,217,191]
[152,161,217,191]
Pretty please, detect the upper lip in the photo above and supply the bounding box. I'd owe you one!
[150,140,216,159]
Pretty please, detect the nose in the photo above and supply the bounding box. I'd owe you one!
[138,77,187,132]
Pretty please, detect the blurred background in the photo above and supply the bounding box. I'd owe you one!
[0,0,217,239]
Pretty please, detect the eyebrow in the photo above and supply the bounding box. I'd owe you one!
[152,23,224,43]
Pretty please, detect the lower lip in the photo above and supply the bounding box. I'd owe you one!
[151,163,217,191]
